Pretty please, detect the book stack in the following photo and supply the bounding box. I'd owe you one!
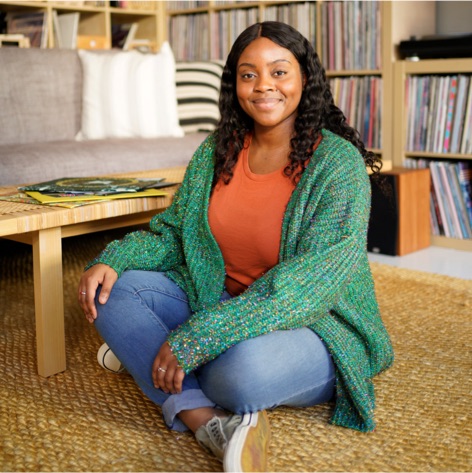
[329,76,382,149]
[320,1,381,71]
[405,74,472,154]
[6,11,48,48]
[14,176,174,208]
[167,1,209,9]
[263,2,316,47]
[168,1,317,61]
[405,158,472,240]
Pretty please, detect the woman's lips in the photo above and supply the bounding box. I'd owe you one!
[251,97,281,110]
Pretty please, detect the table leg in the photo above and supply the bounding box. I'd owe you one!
[32,227,66,377]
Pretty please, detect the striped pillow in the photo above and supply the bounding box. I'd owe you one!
[175,61,225,134]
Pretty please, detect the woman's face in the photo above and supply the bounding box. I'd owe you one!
[236,37,304,132]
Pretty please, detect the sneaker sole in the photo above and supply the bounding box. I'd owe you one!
[223,411,270,472]
[97,344,125,373]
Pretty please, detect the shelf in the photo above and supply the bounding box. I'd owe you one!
[404,151,472,161]
[393,58,472,251]
[326,69,382,77]
[431,235,472,252]
[402,58,472,75]
[0,0,165,49]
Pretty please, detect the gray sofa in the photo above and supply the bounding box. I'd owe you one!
[0,48,215,186]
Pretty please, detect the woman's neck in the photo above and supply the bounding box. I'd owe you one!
[248,129,293,175]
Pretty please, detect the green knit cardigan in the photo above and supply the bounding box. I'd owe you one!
[88,129,394,432]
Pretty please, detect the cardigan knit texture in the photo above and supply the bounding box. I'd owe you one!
[88,129,394,432]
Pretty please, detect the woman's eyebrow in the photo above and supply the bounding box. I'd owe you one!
[237,58,292,70]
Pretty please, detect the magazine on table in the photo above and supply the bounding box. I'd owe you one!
[19,176,176,195]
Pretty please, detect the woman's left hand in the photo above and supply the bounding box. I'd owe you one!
[152,341,185,394]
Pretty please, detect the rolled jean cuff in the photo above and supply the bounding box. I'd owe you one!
[162,389,216,432]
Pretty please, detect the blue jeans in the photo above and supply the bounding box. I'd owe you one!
[94,270,336,432]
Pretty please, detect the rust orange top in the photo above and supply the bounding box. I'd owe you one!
[209,135,298,296]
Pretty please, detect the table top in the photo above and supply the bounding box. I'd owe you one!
[0,167,186,238]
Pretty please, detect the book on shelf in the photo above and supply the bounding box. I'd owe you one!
[448,163,472,238]
[329,76,382,149]
[438,161,463,238]
[457,161,472,228]
[429,178,444,236]
[405,158,472,240]
[430,161,454,238]
[434,76,450,154]
[320,1,380,71]
[450,75,470,154]
[6,11,48,48]
[52,11,62,49]
[167,1,209,9]
[168,2,315,61]
[460,79,472,154]
[112,22,138,50]
[443,75,458,153]
[54,12,80,49]
[406,74,472,154]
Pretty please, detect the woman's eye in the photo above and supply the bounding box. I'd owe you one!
[241,73,255,79]
[273,70,286,77]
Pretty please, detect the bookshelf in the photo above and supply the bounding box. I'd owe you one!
[5,1,468,251]
[0,1,166,51]
[393,58,472,251]
[0,0,436,168]
[166,0,435,168]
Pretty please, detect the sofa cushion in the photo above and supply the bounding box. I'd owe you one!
[0,48,82,146]
[175,60,224,133]
[0,133,208,186]
[77,42,183,140]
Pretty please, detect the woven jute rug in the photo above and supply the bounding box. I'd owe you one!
[1,229,471,472]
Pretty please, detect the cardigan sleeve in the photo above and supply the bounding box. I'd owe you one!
[167,143,373,373]
[84,139,209,276]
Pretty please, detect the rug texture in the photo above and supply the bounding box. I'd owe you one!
[0,229,471,472]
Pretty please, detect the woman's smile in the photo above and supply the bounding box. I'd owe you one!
[251,97,282,110]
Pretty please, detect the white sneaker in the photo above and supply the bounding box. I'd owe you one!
[97,343,125,373]
[196,411,270,472]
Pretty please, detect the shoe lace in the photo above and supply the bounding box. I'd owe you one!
[207,417,228,451]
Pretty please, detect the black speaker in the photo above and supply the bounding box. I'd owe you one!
[367,174,398,256]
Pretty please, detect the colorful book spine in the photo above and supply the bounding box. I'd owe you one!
[457,161,472,229]
[442,75,458,153]
[450,75,470,154]
[449,163,472,238]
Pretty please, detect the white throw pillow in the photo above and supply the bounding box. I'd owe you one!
[77,42,184,140]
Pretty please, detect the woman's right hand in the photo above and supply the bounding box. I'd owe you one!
[78,263,118,324]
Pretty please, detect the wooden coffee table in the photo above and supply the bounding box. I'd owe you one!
[0,166,186,377]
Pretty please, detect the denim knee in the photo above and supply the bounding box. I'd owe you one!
[197,329,336,414]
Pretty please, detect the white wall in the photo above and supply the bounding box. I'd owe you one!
[436,1,472,35]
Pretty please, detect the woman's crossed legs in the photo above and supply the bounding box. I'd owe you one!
[93,270,335,432]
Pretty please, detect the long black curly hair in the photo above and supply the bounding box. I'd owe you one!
[213,21,382,185]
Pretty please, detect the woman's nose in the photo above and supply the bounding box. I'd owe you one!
[254,73,275,92]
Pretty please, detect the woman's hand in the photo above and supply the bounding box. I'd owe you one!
[152,341,185,394]
[78,263,118,323]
